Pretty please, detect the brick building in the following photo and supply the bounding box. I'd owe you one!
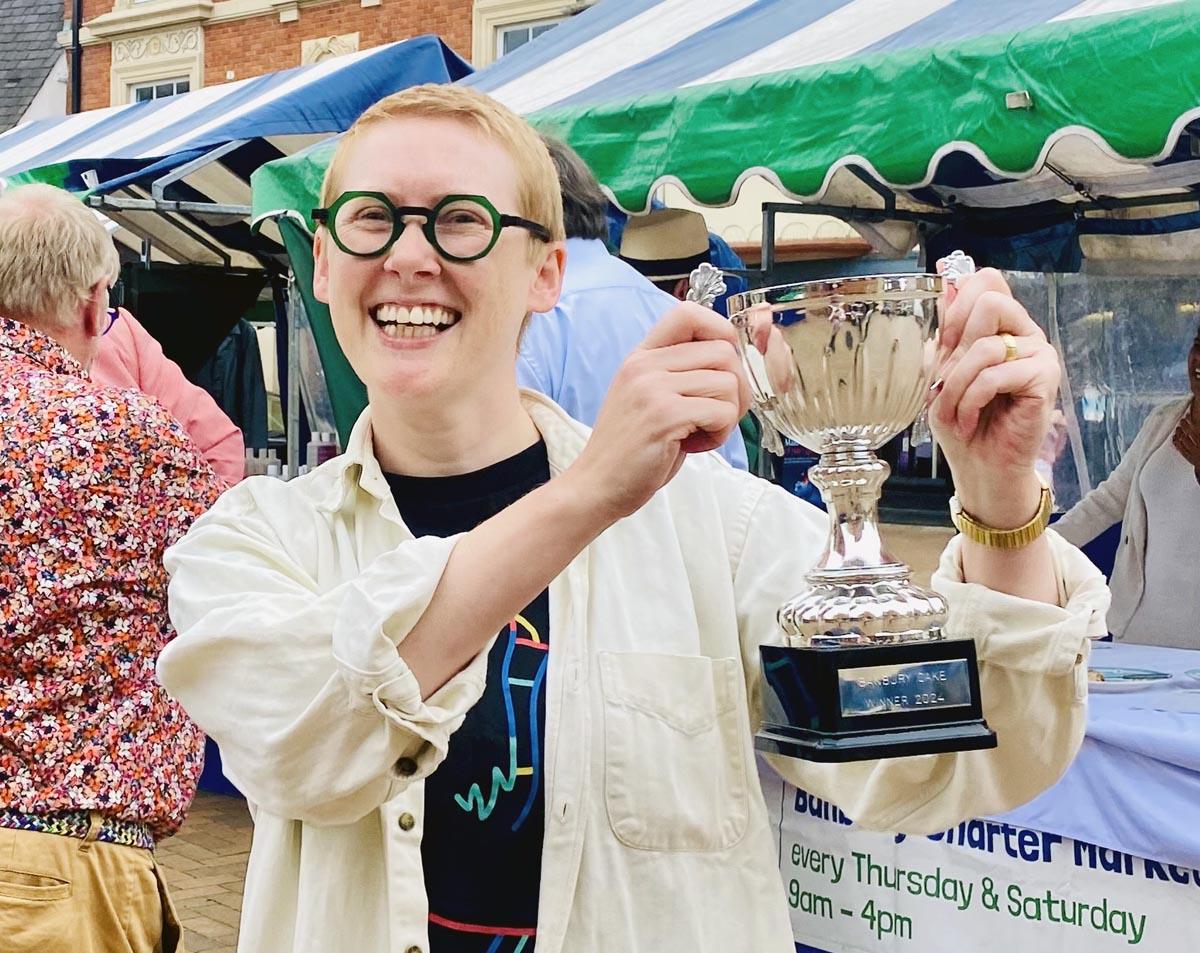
[62,0,591,113]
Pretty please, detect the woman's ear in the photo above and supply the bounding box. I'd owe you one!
[527,241,566,314]
[82,280,109,338]
[313,229,331,304]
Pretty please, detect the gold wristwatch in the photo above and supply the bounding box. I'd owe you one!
[948,476,1053,549]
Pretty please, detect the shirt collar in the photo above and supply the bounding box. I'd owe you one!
[564,236,611,262]
[560,238,615,285]
[0,316,85,378]
[316,390,592,515]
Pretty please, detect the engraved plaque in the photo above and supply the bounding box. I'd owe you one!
[838,659,972,718]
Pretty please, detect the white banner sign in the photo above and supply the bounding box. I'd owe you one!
[763,772,1200,952]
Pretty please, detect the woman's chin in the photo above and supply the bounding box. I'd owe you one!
[370,363,449,405]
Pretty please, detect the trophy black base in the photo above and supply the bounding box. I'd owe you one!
[756,639,996,764]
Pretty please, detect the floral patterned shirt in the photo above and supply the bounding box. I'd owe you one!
[0,317,222,839]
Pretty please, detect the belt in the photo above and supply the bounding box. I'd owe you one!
[0,809,155,850]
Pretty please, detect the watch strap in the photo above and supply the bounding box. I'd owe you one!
[950,478,1053,550]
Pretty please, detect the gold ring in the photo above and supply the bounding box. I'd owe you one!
[1001,333,1019,363]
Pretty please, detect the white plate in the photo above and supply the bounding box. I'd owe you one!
[1087,667,1172,693]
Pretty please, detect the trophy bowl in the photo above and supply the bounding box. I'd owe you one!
[725,274,996,762]
[731,274,940,454]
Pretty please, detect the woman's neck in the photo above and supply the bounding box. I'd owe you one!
[368,387,539,477]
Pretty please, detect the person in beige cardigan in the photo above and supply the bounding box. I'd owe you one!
[1054,325,1200,645]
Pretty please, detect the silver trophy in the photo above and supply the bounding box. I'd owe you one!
[720,272,995,762]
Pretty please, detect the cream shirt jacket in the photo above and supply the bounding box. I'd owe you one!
[158,391,1109,953]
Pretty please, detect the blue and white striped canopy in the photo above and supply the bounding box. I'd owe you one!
[0,35,468,267]
[466,0,1181,113]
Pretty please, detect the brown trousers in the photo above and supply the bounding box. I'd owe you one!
[0,816,183,953]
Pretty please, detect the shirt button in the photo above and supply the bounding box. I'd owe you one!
[395,757,417,776]
[406,947,422,953]
[398,812,416,832]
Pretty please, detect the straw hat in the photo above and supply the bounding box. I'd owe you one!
[619,208,710,281]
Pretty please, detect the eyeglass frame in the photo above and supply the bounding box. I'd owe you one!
[103,307,120,336]
[311,191,553,263]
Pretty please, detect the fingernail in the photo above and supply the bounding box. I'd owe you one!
[929,378,945,394]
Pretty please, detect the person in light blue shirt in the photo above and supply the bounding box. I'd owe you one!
[518,138,747,469]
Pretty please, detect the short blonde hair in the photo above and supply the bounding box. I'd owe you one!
[319,84,565,253]
[0,184,119,329]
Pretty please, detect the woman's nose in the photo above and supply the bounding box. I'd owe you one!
[383,218,440,276]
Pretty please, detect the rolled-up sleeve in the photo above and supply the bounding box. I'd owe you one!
[730,476,1110,834]
[158,483,491,825]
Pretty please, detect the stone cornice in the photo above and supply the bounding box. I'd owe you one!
[84,0,214,42]
[61,0,331,47]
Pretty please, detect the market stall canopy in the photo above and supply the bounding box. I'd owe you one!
[252,0,1200,269]
[0,35,469,269]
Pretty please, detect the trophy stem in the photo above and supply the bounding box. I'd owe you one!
[777,438,949,647]
[807,440,903,581]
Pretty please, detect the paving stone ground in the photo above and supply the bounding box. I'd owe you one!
[159,791,253,953]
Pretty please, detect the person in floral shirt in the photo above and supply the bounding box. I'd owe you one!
[0,184,223,952]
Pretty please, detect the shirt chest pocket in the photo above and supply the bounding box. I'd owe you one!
[598,651,750,852]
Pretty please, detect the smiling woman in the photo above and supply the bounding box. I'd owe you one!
[307,93,566,454]
[157,82,1110,953]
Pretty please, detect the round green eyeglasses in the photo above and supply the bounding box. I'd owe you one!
[312,192,552,262]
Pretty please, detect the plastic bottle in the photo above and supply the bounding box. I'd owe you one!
[314,432,339,466]
[245,449,268,478]
[306,432,339,468]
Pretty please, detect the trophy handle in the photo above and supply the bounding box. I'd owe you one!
[686,263,788,457]
[910,250,977,447]
[685,262,726,308]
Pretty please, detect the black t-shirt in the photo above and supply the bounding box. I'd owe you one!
[385,440,551,953]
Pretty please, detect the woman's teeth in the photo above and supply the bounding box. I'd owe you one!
[381,324,439,339]
[373,304,460,338]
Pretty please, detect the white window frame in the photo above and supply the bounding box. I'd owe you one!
[472,0,589,69]
[129,76,191,103]
[495,17,563,59]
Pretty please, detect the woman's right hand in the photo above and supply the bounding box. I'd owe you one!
[1173,416,1200,485]
[567,304,751,522]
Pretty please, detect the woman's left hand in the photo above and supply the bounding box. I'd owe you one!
[929,269,1061,527]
